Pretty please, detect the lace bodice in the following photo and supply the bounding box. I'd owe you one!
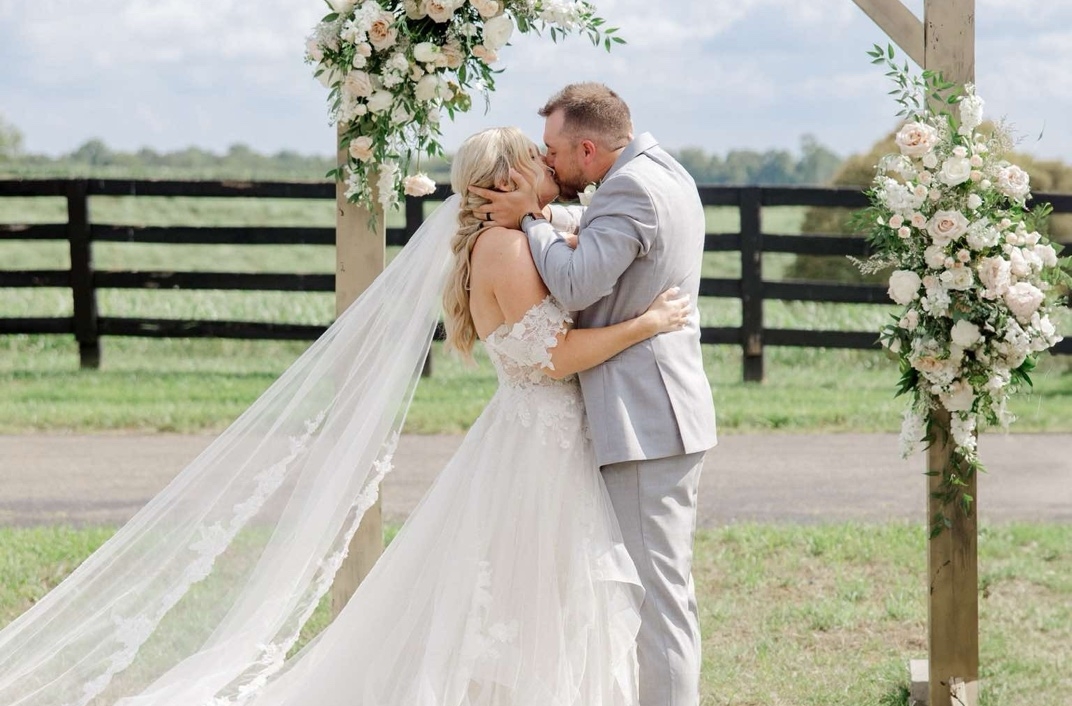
[482,296,576,390]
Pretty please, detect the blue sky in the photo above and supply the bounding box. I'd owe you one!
[2,0,1070,163]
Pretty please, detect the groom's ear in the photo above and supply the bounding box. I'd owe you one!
[580,139,598,161]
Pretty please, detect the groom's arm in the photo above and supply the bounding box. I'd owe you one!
[525,177,656,312]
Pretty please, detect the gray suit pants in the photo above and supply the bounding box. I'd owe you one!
[601,451,705,706]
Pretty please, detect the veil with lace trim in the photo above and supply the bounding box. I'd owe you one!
[0,196,461,706]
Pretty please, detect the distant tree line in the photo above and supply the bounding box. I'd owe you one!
[0,114,841,186]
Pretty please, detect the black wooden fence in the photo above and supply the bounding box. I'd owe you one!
[2,178,1070,381]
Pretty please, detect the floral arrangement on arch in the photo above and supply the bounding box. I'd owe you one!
[856,45,1070,535]
[305,0,621,212]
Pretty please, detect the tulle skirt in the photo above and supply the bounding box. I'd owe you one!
[246,381,643,706]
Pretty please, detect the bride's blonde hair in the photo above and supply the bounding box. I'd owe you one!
[443,127,544,356]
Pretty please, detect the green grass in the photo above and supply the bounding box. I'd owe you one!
[2,200,1072,434]
[2,523,1069,705]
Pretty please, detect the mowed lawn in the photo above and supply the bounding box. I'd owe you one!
[2,196,1072,434]
[1,523,1069,706]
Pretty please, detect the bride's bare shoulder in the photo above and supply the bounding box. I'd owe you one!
[471,226,535,271]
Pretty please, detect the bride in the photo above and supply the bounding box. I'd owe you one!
[0,126,690,706]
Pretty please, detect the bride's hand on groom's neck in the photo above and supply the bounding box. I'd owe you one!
[471,168,542,230]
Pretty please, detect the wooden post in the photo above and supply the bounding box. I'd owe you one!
[923,5,977,705]
[849,2,977,703]
[67,180,100,369]
[739,187,764,382]
[330,134,386,617]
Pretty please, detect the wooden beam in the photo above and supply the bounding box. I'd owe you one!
[330,130,387,618]
[924,0,976,86]
[851,0,925,67]
[923,4,977,704]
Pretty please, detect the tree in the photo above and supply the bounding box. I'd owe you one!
[0,115,24,161]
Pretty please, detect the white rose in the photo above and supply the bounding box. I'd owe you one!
[403,173,437,196]
[367,90,394,113]
[927,210,970,246]
[404,0,427,19]
[924,244,947,270]
[424,0,460,23]
[996,165,1031,201]
[942,379,975,413]
[440,41,465,69]
[922,152,939,169]
[368,12,398,50]
[977,256,1011,299]
[888,270,922,305]
[328,0,357,14]
[482,13,514,50]
[470,0,501,18]
[910,212,927,229]
[1034,243,1058,269]
[355,43,373,57]
[966,193,983,210]
[342,70,373,99]
[1004,281,1045,322]
[352,53,368,69]
[894,121,940,157]
[939,264,974,291]
[348,135,374,162]
[950,319,983,348]
[939,156,973,186]
[413,42,441,64]
[414,73,443,102]
[901,309,920,331]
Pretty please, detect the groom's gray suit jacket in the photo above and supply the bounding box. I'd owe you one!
[525,132,718,466]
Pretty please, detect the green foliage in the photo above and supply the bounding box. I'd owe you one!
[672,134,841,186]
[0,114,23,161]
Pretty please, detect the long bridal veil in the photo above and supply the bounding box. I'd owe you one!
[0,196,461,706]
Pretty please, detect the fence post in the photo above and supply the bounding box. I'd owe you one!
[739,187,763,382]
[407,196,434,378]
[67,180,100,369]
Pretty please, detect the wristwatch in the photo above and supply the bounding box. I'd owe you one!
[519,211,546,230]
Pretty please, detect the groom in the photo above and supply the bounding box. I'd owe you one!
[474,82,718,706]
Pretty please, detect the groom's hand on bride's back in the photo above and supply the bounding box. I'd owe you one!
[471,168,542,230]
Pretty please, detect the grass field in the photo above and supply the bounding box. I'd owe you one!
[3,198,1072,434]
[2,522,1068,705]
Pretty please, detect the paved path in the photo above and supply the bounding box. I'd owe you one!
[3,432,1069,527]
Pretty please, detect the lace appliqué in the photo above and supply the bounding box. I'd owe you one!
[483,297,587,447]
[201,432,402,706]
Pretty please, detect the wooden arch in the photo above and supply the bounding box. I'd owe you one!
[331,3,981,705]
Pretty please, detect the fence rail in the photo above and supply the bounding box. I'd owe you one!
[3,178,1071,380]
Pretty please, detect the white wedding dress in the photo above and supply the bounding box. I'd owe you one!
[240,296,643,706]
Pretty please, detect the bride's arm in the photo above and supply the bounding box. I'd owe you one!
[487,231,688,380]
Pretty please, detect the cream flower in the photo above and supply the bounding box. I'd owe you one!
[367,90,394,113]
[1004,281,1045,322]
[977,256,1011,299]
[342,70,373,99]
[938,156,972,186]
[888,270,922,305]
[403,173,437,196]
[927,210,970,245]
[894,121,940,157]
[472,44,499,63]
[348,135,374,162]
[996,165,1030,201]
[950,319,983,348]
[483,13,514,50]
[368,13,398,50]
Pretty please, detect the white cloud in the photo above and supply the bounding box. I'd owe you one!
[1,0,1070,165]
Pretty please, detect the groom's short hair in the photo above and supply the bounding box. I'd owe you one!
[539,83,632,147]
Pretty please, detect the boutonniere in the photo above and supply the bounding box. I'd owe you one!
[578,182,599,207]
